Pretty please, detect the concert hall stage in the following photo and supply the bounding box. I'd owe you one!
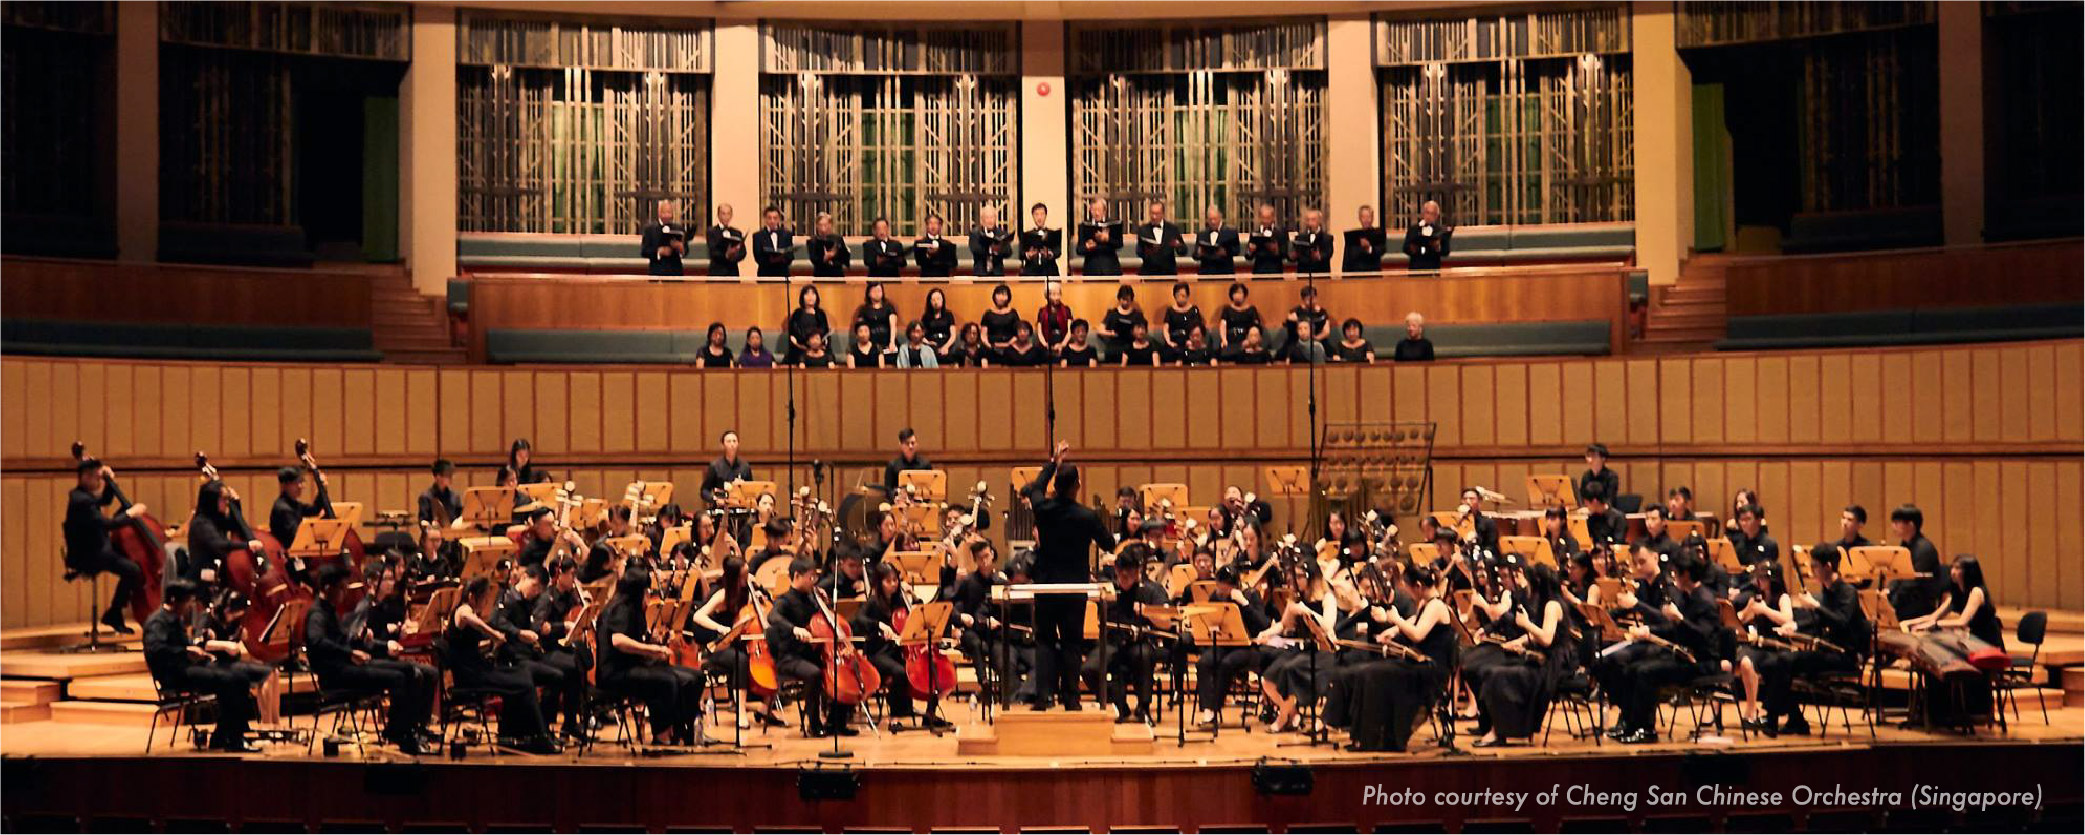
[3,701,2080,833]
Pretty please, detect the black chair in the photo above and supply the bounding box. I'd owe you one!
[143,677,215,753]
[306,683,386,756]
[1794,668,1878,739]
[431,642,504,757]
[1541,671,1602,747]
[1999,610,2050,725]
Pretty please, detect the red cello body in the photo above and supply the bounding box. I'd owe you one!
[810,592,880,705]
[223,531,311,665]
[894,605,956,701]
[114,511,169,624]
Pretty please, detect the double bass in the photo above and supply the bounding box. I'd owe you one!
[809,586,881,706]
[69,442,168,623]
[290,439,367,586]
[197,451,309,665]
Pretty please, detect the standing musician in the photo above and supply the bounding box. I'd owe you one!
[1195,206,1242,276]
[496,563,586,743]
[1763,544,1869,736]
[706,204,747,277]
[269,460,332,576]
[1603,555,1724,744]
[308,565,435,754]
[1190,563,1272,727]
[187,479,266,587]
[1836,505,1872,551]
[701,430,755,507]
[418,459,462,532]
[1021,442,1117,711]
[1886,504,1948,620]
[970,205,1012,277]
[143,580,262,751]
[448,577,560,754]
[768,559,858,736]
[1579,443,1621,509]
[1082,546,1168,724]
[65,456,148,633]
[595,569,706,746]
[1020,202,1059,277]
[690,556,785,729]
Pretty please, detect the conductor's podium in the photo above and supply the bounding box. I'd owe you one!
[955,710,1156,757]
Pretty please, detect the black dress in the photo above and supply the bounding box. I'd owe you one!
[1218,306,1260,347]
[698,346,734,368]
[444,619,545,739]
[785,308,829,364]
[1475,602,1575,739]
[1119,341,1160,367]
[1342,600,1459,751]
[1100,308,1145,360]
[848,345,883,368]
[920,309,956,354]
[854,303,896,352]
[1330,340,1374,363]
[980,309,1023,347]
[1060,345,1099,367]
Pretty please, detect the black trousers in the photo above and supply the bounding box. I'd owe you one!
[168,664,258,744]
[958,628,1022,705]
[1031,595,1086,707]
[1196,645,1263,711]
[704,645,752,692]
[864,645,914,717]
[457,663,546,739]
[1764,649,1859,718]
[73,546,143,615]
[775,655,850,730]
[1615,652,1697,731]
[601,663,703,735]
[525,651,586,732]
[319,660,434,739]
[1080,641,1157,712]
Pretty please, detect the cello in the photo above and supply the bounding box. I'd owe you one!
[809,586,880,706]
[68,442,168,624]
[895,589,957,702]
[196,451,309,665]
[707,584,779,697]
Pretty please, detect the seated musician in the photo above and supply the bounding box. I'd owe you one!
[769,559,857,737]
[950,540,1016,706]
[1888,554,2004,727]
[1578,444,1620,509]
[1727,503,1781,574]
[857,562,953,730]
[530,556,596,737]
[1473,563,1573,748]
[1605,555,1724,745]
[1455,554,1524,734]
[1635,505,1678,559]
[1579,482,1627,549]
[1665,487,1696,522]
[1191,564,1270,728]
[594,568,706,746]
[1539,507,1581,559]
[1836,505,1872,551]
[495,563,585,743]
[64,457,147,634]
[1731,562,1795,735]
[580,505,636,583]
[1342,563,1459,752]
[448,577,559,754]
[1081,546,1169,725]
[186,479,266,586]
[143,581,263,751]
[307,566,435,755]
[1560,552,1603,669]
[269,465,332,580]
[417,459,463,532]
[822,543,869,600]
[1766,544,1871,736]
[692,556,784,729]
[1259,560,1339,733]
[517,507,584,570]
[1886,504,1949,620]
[749,518,797,576]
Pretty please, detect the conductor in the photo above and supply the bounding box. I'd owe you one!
[1020,441,1115,711]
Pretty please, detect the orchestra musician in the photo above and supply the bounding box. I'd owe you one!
[1731,562,1795,735]
[1887,554,2003,728]
[1603,555,1725,745]
[950,539,1020,706]
[595,568,707,746]
[1579,444,1620,508]
[269,463,332,565]
[418,459,462,532]
[1082,546,1168,724]
[1456,486,1503,553]
[1886,504,1948,620]
[64,456,148,633]
[496,563,586,744]
[308,565,435,754]
[1259,559,1339,733]
[1337,563,1458,752]
[1756,545,1871,736]
[1727,504,1781,573]
[1635,505,1678,559]
[143,580,262,751]
[1580,483,1627,548]
[855,562,952,729]
[768,559,858,736]
[1190,563,1270,727]
[186,479,265,587]
[1836,505,1872,551]
[691,556,785,729]
[517,508,585,570]
[509,438,549,486]
[884,428,933,494]
[1022,441,1116,711]
[1471,562,1572,748]
[448,577,560,754]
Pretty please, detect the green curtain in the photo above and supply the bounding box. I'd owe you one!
[362,95,400,262]
[1691,83,1728,253]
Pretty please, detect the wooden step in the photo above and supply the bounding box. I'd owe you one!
[0,623,141,652]
[1,651,146,681]
[954,709,1156,757]
[1,679,62,705]
[66,672,161,702]
[1,700,51,724]
[49,700,161,727]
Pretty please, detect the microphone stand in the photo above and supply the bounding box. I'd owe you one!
[818,460,852,760]
[783,273,798,504]
[1304,263,1321,543]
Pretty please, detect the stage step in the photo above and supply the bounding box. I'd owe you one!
[1,679,62,705]
[66,671,317,703]
[0,623,141,652]
[0,651,146,681]
[0,700,52,724]
[48,700,161,727]
[954,709,1156,757]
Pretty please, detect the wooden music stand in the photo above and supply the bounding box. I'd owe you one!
[726,480,778,508]
[1667,520,1706,541]
[1165,563,1199,600]
[1526,475,1577,509]
[1498,536,1556,567]
[902,503,941,537]
[889,549,939,585]
[1262,466,1309,536]
[658,524,691,557]
[1858,589,1901,630]
[603,534,650,558]
[518,483,561,506]
[459,536,518,582]
[1849,546,1914,585]
[1405,542,1440,565]
[288,518,353,566]
[625,481,674,513]
[1185,580,1219,604]
[410,586,462,640]
[897,470,948,503]
[1140,483,1190,515]
[1593,578,1627,609]
[460,487,515,531]
[329,502,366,529]
[1184,603,1251,647]
[755,557,792,597]
[1578,601,1630,643]
[1567,515,1592,547]
[1704,538,1742,573]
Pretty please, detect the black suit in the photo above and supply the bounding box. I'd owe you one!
[305,601,434,740]
[706,225,746,277]
[752,227,795,277]
[144,608,257,746]
[1022,460,1116,707]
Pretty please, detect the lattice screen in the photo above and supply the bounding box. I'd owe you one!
[456,13,711,235]
[1375,8,1634,226]
[1675,0,1935,49]
[1069,19,1327,226]
[759,22,1018,236]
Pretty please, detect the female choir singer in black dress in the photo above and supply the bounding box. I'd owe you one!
[785,285,831,366]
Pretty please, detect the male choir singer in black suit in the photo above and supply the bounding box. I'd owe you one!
[1078,197,1124,276]
[913,213,959,278]
[1246,203,1289,276]
[1342,205,1387,275]
[1022,442,1116,711]
[640,200,686,277]
[752,206,794,278]
[1195,206,1241,276]
[970,205,1013,277]
[1136,200,1187,276]
[1403,200,1452,270]
[1289,208,1334,275]
[1021,203,1060,277]
[706,203,746,277]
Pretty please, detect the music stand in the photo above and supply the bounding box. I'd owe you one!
[1498,536,1555,567]
[288,518,352,573]
[1185,580,1219,604]
[1579,601,1630,644]
[459,537,517,583]
[1704,538,1743,574]
[1262,465,1309,537]
[1567,516,1592,548]
[460,487,515,532]
[1165,564,1199,600]
[330,502,366,529]
[1850,546,1915,585]
[888,549,939,586]
[1405,542,1441,565]
[726,480,777,508]
[1667,520,1706,541]
[658,524,692,558]
[1526,475,1577,509]
[897,470,948,504]
[1279,608,1338,748]
[897,601,955,735]
[1140,483,1190,515]
[518,483,561,506]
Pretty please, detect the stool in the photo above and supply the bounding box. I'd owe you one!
[57,561,123,654]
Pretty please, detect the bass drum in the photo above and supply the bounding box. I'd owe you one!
[836,490,880,543]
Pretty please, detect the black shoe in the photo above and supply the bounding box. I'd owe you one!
[1741,716,1777,737]
[1605,724,1631,740]
[1259,704,1278,724]
[1061,701,1083,712]
[100,608,134,635]
[923,714,954,730]
[393,736,429,756]
[1132,709,1152,726]
[1028,700,1053,712]
[1472,737,1511,749]
[1112,705,1132,724]
[519,736,562,756]
[211,735,260,753]
[756,710,789,728]
[830,724,860,737]
[1617,728,1658,745]
[1779,718,1812,736]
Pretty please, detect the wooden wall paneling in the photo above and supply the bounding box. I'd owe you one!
[1218,369,1254,450]
[102,364,133,458]
[1880,461,1913,531]
[635,372,669,454]
[2057,461,2081,609]
[1847,462,1885,533]
[133,365,164,460]
[1187,466,1223,511]
[50,363,82,462]
[77,363,108,457]
[1755,357,1788,445]
[241,367,275,458]
[1996,462,2027,606]
[2059,342,2084,443]
[4,479,27,628]
[2,362,27,460]
[277,367,314,457]
[21,362,53,458]
[376,471,411,520]
[1623,360,1658,445]
[1521,362,1560,446]
[1392,366,1426,429]
[438,369,469,453]
[1969,349,2003,442]
[944,373,980,453]
[27,484,54,627]
[1324,365,1359,426]
[1256,368,1293,451]
[1756,462,1789,538]
[499,371,534,455]
[1817,461,1851,524]
[1877,354,1912,444]
[189,366,223,460]
[340,368,376,455]
[975,372,1013,453]
[1493,363,1528,447]
[160,366,193,462]
[470,370,502,454]
[1150,369,1188,452]
[908,373,947,454]
[1910,462,1946,559]
[575,372,609,454]
[1055,368,1090,449]
[1683,357,1720,448]
[742,374,779,456]
[407,369,438,455]
[374,369,407,455]
[1848,354,1882,443]
[1940,459,1974,581]
[1817,354,1850,444]
[1358,365,1393,426]
[217,367,252,458]
[1717,357,1753,445]
[602,372,636,453]
[1784,355,1819,444]
[1999,346,2032,442]
[2025,463,2057,608]
[870,371,909,453]
[1591,360,1627,446]
[2026,344,2057,441]
[1968,460,2002,604]
[1909,351,1942,444]
[1494,460,1531,507]
[1286,367,1312,451]
[534,372,569,455]
[1558,362,1592,446]
[1460,365,1495,448]
[1117,370,1156,451]
[1011,372,1045,452]
[1785,461,1821,546]
[1939,350,1972,443]
[1419,366,1453,448]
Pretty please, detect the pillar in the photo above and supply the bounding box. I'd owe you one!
[1325,14,1379,274]
[400,4,456,294]
[1937,2,1985,246]
[113,1,158,262]
[1020,20,1068,277]
[1631,0,1693,286]
[710,22,761,225]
